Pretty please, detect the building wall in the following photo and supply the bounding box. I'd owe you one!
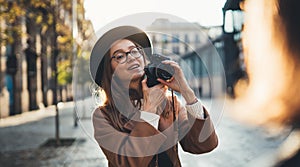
[181,42,225,98]
[0,0,93,117]
[146,18,209,56]
[145,19,225,98]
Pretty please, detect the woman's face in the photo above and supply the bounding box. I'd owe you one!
[110,39,145,83]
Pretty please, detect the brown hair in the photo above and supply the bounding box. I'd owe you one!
[97,39,148,131]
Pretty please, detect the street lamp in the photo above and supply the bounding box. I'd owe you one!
[223,3,244,33]
[72,0,78,127]
[51,0,60,146]
[0,4,2,119]
[0,5,2,95]
[222,0,245,97]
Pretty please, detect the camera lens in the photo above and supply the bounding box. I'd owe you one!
[156,63,174,81]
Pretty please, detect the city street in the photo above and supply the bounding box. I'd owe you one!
[0,99,290,167]
[1,0,298,166]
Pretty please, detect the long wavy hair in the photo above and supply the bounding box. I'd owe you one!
[96,39,149,131]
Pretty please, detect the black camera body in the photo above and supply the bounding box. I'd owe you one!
[144,54,175,87]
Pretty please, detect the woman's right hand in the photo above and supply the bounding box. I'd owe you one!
[141,78,167,114]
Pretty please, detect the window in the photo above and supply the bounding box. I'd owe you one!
[184,44,189,52]
[195,34,200,43]
[162,34,168,50]
[194,56,201,77]
[172,46,179,54]
[152,35,157,44]
[172,34,179,43]
[185,59,193,80]
[201,54,208,77]
[162,34,168,44]
[184,34,189,43]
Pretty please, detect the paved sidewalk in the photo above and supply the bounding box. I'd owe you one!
[0,99,290,167]
[0,102,107,167]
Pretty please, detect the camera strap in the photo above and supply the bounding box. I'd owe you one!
[171,90,176,123]
[171,89,179,166]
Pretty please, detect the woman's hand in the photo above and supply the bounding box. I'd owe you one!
[157,60,197,104]
[141,78,167,114]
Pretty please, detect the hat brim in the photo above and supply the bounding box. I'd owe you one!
[89,26,152,87]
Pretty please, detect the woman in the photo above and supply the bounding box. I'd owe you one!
[90,25,218,167]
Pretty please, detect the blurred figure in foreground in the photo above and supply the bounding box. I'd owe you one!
[236,0,300,166]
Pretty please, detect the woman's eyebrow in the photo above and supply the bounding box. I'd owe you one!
[111,45,136,55]
[112,49,122,56]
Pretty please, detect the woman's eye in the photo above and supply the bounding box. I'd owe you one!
[115,54,124,60]
[131,50,139,55]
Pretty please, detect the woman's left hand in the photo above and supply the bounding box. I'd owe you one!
[157,60,197,104]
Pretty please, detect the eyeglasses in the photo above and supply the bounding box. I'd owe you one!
[111,47,144,64]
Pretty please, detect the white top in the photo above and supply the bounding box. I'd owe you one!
[140,99,204,129]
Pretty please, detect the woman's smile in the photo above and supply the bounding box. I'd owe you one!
[127,63,140,70]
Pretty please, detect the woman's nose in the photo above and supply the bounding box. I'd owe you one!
[126,53,136,63]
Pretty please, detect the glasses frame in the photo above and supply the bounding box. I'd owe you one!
[110,47,144,64]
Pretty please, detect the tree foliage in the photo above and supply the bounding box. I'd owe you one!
[0,0,93,88]
[57,59,72,86]
[0,1,25,45]
[1,0,80,84]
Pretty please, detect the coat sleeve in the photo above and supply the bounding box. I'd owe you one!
[92,108,167,167]
[178,101,218,154]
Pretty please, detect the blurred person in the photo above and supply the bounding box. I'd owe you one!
[238,0,300,166]
[89,26,218,167]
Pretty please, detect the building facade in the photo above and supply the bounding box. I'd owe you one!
[146,18,209,57]
[0,0,94,118]
[145,19,225,97]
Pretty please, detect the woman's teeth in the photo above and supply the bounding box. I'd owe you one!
[128,64,139,70]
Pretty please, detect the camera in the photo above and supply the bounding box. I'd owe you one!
[144,53,175,87]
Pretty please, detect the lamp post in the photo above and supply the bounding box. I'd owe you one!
[0,5,2,119]
[222,0,244,97]
[0,4,2,92]
[52,0,60,146]
[72,0,78,127]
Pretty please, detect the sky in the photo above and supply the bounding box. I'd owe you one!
[84,0,227,31]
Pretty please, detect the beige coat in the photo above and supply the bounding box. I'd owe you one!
[93,97,218,167]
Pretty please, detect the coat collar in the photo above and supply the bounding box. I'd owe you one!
[123,111,141,131]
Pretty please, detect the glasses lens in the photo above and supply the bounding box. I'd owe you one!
[130,47,142,58]
[112,47,143,64]
[113,53,127,64]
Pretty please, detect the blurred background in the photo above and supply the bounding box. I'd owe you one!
[0,0,245,117]
[0,0,292,166]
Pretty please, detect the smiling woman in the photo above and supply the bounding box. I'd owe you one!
[89,25,218,167]
[109,40,145,84]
